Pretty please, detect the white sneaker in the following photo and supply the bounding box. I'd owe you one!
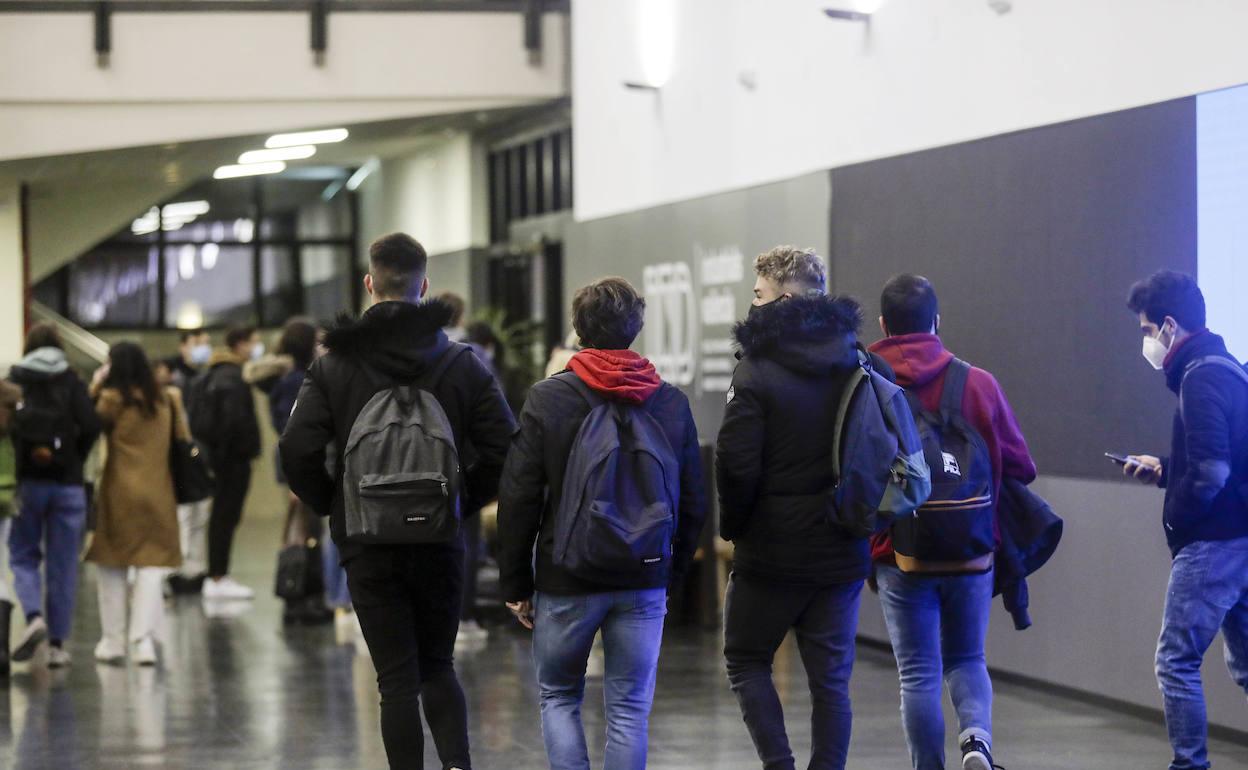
[132,637,158,667]
[12,615,48,662]
[202,577,254,601]
[94,637,127,664]
[47,646,72,668]
[456,620,488,643]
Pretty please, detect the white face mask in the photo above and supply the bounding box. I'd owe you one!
[250,342,266,362]
[189,343,211,366]
[1142,324,1171,370]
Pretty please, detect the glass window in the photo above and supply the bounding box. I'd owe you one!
[262,174,352,241]
[300,245,354,321]
[259,245,299,327]
[69,245,161,328]
[164,243,255,328]
[162,180,258,244]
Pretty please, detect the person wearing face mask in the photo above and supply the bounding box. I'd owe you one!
[166,329,214,595]
[716,246,894,770]
[187,324,263,602]
[1123,270,1248,770]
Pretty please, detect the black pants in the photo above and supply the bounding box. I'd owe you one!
[208,460,252,578]
[723,573,863,770]
[460,510,481,622]
[346,542,470,770]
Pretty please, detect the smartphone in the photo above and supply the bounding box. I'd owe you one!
[1105,452,1131,466]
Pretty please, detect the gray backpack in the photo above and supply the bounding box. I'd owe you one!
[552,372,681,586]
[342,347,467,545]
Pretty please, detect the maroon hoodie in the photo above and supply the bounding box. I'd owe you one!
[568,349,662,404]
[867,333,1037,563]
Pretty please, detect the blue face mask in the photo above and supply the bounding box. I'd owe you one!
[189,343,211,366]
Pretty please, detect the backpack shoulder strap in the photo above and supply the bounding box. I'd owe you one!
[552,371,606,410]
[1184,356,1248,387]
[939,358,972,416]
[424,344,471,393]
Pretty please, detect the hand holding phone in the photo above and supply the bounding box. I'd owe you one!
[1111,452,1163,485]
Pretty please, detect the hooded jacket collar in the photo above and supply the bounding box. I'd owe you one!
[1163,328,1230,394]
[10,347,69,383]
[208,349,246,369]
[569,349,662,404]
[868,333,955,389]
[732,294,862,375]
[323,299,454,380]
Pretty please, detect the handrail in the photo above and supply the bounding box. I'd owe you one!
[30,301,110,365]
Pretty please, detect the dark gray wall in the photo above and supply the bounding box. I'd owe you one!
[830,99,1198,480]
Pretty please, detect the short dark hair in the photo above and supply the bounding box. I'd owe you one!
[179,329,205,345]
[572,277,646,350]
[24,322,62,354]
[277,317,318,370]
[225,324,257,350]
[438,292,466,327]
[1127,270,1206,330]
[369,233,428,301]
[881,274,939,336]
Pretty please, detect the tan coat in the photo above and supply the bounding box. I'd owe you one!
[87,385,187,568]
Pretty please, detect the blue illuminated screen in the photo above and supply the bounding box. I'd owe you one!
[1197,84,1248,362]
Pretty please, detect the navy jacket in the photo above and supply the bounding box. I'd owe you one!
[1160,330,1248,556]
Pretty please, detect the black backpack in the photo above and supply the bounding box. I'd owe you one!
[892,359,996,565]
[12,378,78,474]
[186,369,221,454]
[551,373,681,586]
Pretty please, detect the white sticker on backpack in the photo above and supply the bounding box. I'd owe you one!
[942,452,961,477]
[726,386,735,404]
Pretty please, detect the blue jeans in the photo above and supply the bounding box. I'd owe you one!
[532,589,667,770]
[723,574,862,770]
[9,482,88,641]
[321,529,351,610]
[876,565,994,770]
[1156,537,1248,770]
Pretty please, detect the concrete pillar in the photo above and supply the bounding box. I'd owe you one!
[0,183,25,367]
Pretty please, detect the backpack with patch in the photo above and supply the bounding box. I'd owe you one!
[551,372,681,586]
[185,370,221,454]
[342,346,468,545]
[12,378,78,474]
[892,358,996,566]
[829,349,931,538]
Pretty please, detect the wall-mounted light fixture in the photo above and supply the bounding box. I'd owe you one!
[824,0,886,21]
[626,0,676,92]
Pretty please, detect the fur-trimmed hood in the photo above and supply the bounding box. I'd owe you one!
[732,294,862,375]
[322,299,454,380]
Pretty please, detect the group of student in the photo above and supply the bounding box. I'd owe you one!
[283,233,1248,770]
[0,227,1243,770]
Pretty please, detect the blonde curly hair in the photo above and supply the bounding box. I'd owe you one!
[753,245,826,295]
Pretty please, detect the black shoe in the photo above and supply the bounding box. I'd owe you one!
[0,600,11,678]
[168,574,206,596]
[960,736,1003,770]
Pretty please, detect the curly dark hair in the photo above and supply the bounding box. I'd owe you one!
[1127,270,1206,330]
[104,341,163,417]
[571,277,646,350]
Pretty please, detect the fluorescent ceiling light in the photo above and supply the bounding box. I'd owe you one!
[345,158,380,191]
[214,161,286,179]
[162,200,210,218]
[239,145,316,164]
[265,128,348,149]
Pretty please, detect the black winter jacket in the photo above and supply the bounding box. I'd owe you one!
[195,353,262,467]
[496,371,706,602]
[1159,330,1248,556]
[716,295,882,586]
[8,354,100,486]
[279,300,517,564]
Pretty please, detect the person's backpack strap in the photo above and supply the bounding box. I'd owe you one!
[1183,356,1248,388]
[423,343,472,394]
[552,370,606,410]
[831,358,869,481]
[939,358,972,417]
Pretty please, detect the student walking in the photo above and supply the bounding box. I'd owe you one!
[716,247,884,770]
[282,232,516,770]
[1122,271,1248,770]
[498,276,706,770]
[0,378,22,677]
[167,329,212,596]
[6,323,101,668]
[190,325,262,601]
[88,342,187,666]
[868,274,1036,770]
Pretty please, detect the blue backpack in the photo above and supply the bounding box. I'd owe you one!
[892,359,996,565]
[829,350,931,537]
[551,372,681,586]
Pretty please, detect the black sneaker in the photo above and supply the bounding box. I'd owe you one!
[961,736,1003,770]
[167,574,206,596]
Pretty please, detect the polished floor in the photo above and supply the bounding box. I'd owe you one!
[2,511,1247,770]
